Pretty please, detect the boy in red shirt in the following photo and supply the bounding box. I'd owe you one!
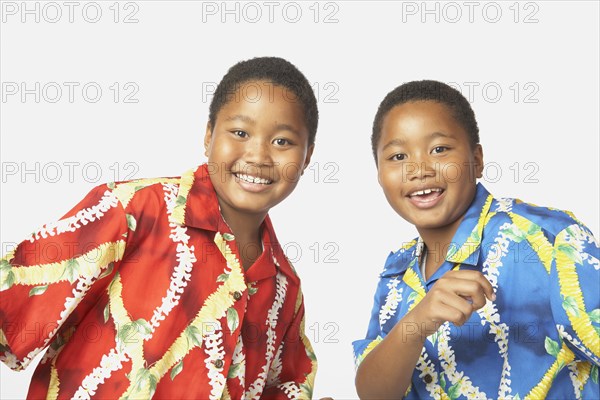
[1,57,318,399]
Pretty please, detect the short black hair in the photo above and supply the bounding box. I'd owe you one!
[209,56,318,146]
[371,80,479,161]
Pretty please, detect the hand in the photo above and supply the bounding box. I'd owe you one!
[408,270,495,338]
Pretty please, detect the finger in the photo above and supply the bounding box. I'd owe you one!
[446,270,496,302]
[435,277,488,310]
[430,301,471,327]
[436,290,475,321]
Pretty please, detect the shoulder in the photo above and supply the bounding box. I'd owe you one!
[106,175,183,210]
[487,195,585,239]
[484,198,597,253]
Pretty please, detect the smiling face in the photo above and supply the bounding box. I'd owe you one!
[204,80,314,222]
[376,100,483,235]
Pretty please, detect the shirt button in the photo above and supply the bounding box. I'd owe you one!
[213,359,224,369]
[233,291,242,301]
[423,374,432,384]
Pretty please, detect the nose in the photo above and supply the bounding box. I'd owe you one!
[406,153,436,181]
[244,138,273,166]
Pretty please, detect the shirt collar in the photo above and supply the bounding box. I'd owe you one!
[169,164,298,284]
[444,182,494,266]
[381,183,494,277]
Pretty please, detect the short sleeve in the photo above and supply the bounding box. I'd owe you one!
[0,184,128,371]
[352,265,396,368]
[550,223,600,366]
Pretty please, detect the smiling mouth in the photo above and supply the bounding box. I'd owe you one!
[408,187,445,202]
[233,173,273,185]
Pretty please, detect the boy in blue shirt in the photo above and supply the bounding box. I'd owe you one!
[353,80,599,399]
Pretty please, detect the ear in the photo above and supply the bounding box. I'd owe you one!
[473,144,484,179]
[204,122,213,158]
[300,144,315,175]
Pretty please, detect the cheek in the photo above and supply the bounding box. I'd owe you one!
[277,163,303,185]
[379,167,403,191]
[207,139,238,162]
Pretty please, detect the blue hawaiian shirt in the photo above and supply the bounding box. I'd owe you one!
[353,183,599,399]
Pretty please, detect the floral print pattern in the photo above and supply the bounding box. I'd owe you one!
[353,184,599,399]
[0,164,316,399]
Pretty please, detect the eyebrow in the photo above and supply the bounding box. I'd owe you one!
[224,115,302,137]
[381,131,455,152]
[225,114,255,124]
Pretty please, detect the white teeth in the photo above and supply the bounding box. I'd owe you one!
[411,188,442,196]
[236,174,272,185]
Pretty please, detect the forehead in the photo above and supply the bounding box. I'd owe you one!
[216,80,308,129]
[380,101,467,144]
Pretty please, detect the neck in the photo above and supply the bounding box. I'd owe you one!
[218,201,266,270]
[417,215,465,274]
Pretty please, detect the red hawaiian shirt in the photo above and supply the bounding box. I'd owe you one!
[0,164,316,399]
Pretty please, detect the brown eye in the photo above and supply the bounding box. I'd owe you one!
[232,130,248,138]
[432,146,447,154]
[273,138,291,146]
[391,153,406,161]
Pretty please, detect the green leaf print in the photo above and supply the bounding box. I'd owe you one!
[552,361,565,380]
[135,319,152,336]
[28,285,48,297]
[544,337,560,357]
[306,347,317,362]
[216,273,229,283]
[513,394,521,400]
[227,307,239,332]
[440,373,447,390]
[107,182,116,189]
[132,368,151,392]
[591,364,598,384]
[63,258,80,283]
[170,359,184,381]
[470,230,481,244]
[0,259,11,271]
[103,303,110,323]
[99,262,115,280]
[0,270,15,291]
[185,325,202,348]
[588,309,600,323]
[447,381,461,400]
[108,271,120,294]
[117,323,134,345]
[126,214,137,232]
[407,291,418,303]
[223,233,235,241]
[594,326,600,337]
[557,243,583,264]
[175,196,186,206]
[148,374,158,398]
[428,330,440,346]
[562,296,581,317]
[227,363,241,379]
[248,283,258,296]
[502,225,526,243]
[527,223,541,235]
[300,382,313,397]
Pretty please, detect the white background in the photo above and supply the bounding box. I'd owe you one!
[1,1,598,399]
